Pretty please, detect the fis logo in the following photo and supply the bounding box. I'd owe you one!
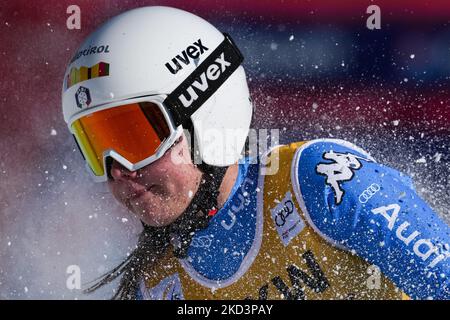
[178,52,231,108]
[165,39,209,75]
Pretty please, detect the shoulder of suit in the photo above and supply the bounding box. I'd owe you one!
[289,139,375,249]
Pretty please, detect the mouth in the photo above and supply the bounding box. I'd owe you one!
[128,184,156,201]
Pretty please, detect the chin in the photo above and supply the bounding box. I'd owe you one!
[141,216,174,228]
[133,205,175,227]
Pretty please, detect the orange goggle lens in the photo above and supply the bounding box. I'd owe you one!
[71,102,171,177]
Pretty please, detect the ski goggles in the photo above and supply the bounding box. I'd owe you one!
[70,33,243,182]
[71,96,183,182]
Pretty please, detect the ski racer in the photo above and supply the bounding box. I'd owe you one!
[61,6,450,300]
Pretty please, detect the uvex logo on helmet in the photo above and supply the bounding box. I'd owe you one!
[165,39,209,74]
[163,33,243,129]
[178,53,231,108]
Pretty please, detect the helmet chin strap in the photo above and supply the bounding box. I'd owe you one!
[142,163,228,258]
[171,163,228,258]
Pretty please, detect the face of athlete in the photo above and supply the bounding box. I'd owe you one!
[108,134,202,227]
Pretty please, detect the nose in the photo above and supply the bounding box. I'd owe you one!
[109,159,138,181]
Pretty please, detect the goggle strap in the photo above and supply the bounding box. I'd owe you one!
[164,33,244,128]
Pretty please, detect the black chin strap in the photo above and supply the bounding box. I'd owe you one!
[142,164,228,258]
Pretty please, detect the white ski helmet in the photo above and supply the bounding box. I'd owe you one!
[62,6,253,181]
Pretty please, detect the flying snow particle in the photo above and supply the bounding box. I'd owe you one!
[392,120,400,126]
[270,42,278,51]
[62,165,67,170]
[50,129,57,136]
[121,218,128,223]
[289,35,294,41]
[415,157,426,164]
[188,190,193,198]
[410,54,415,59]
[7,241,11,246]
[433,153,442,163]
[24,287,28,293]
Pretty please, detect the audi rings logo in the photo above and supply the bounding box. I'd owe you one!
[190,235,213,248]
[358,183,381,204]
[274,200,294,227]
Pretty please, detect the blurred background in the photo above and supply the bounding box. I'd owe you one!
[0,0,449,299]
